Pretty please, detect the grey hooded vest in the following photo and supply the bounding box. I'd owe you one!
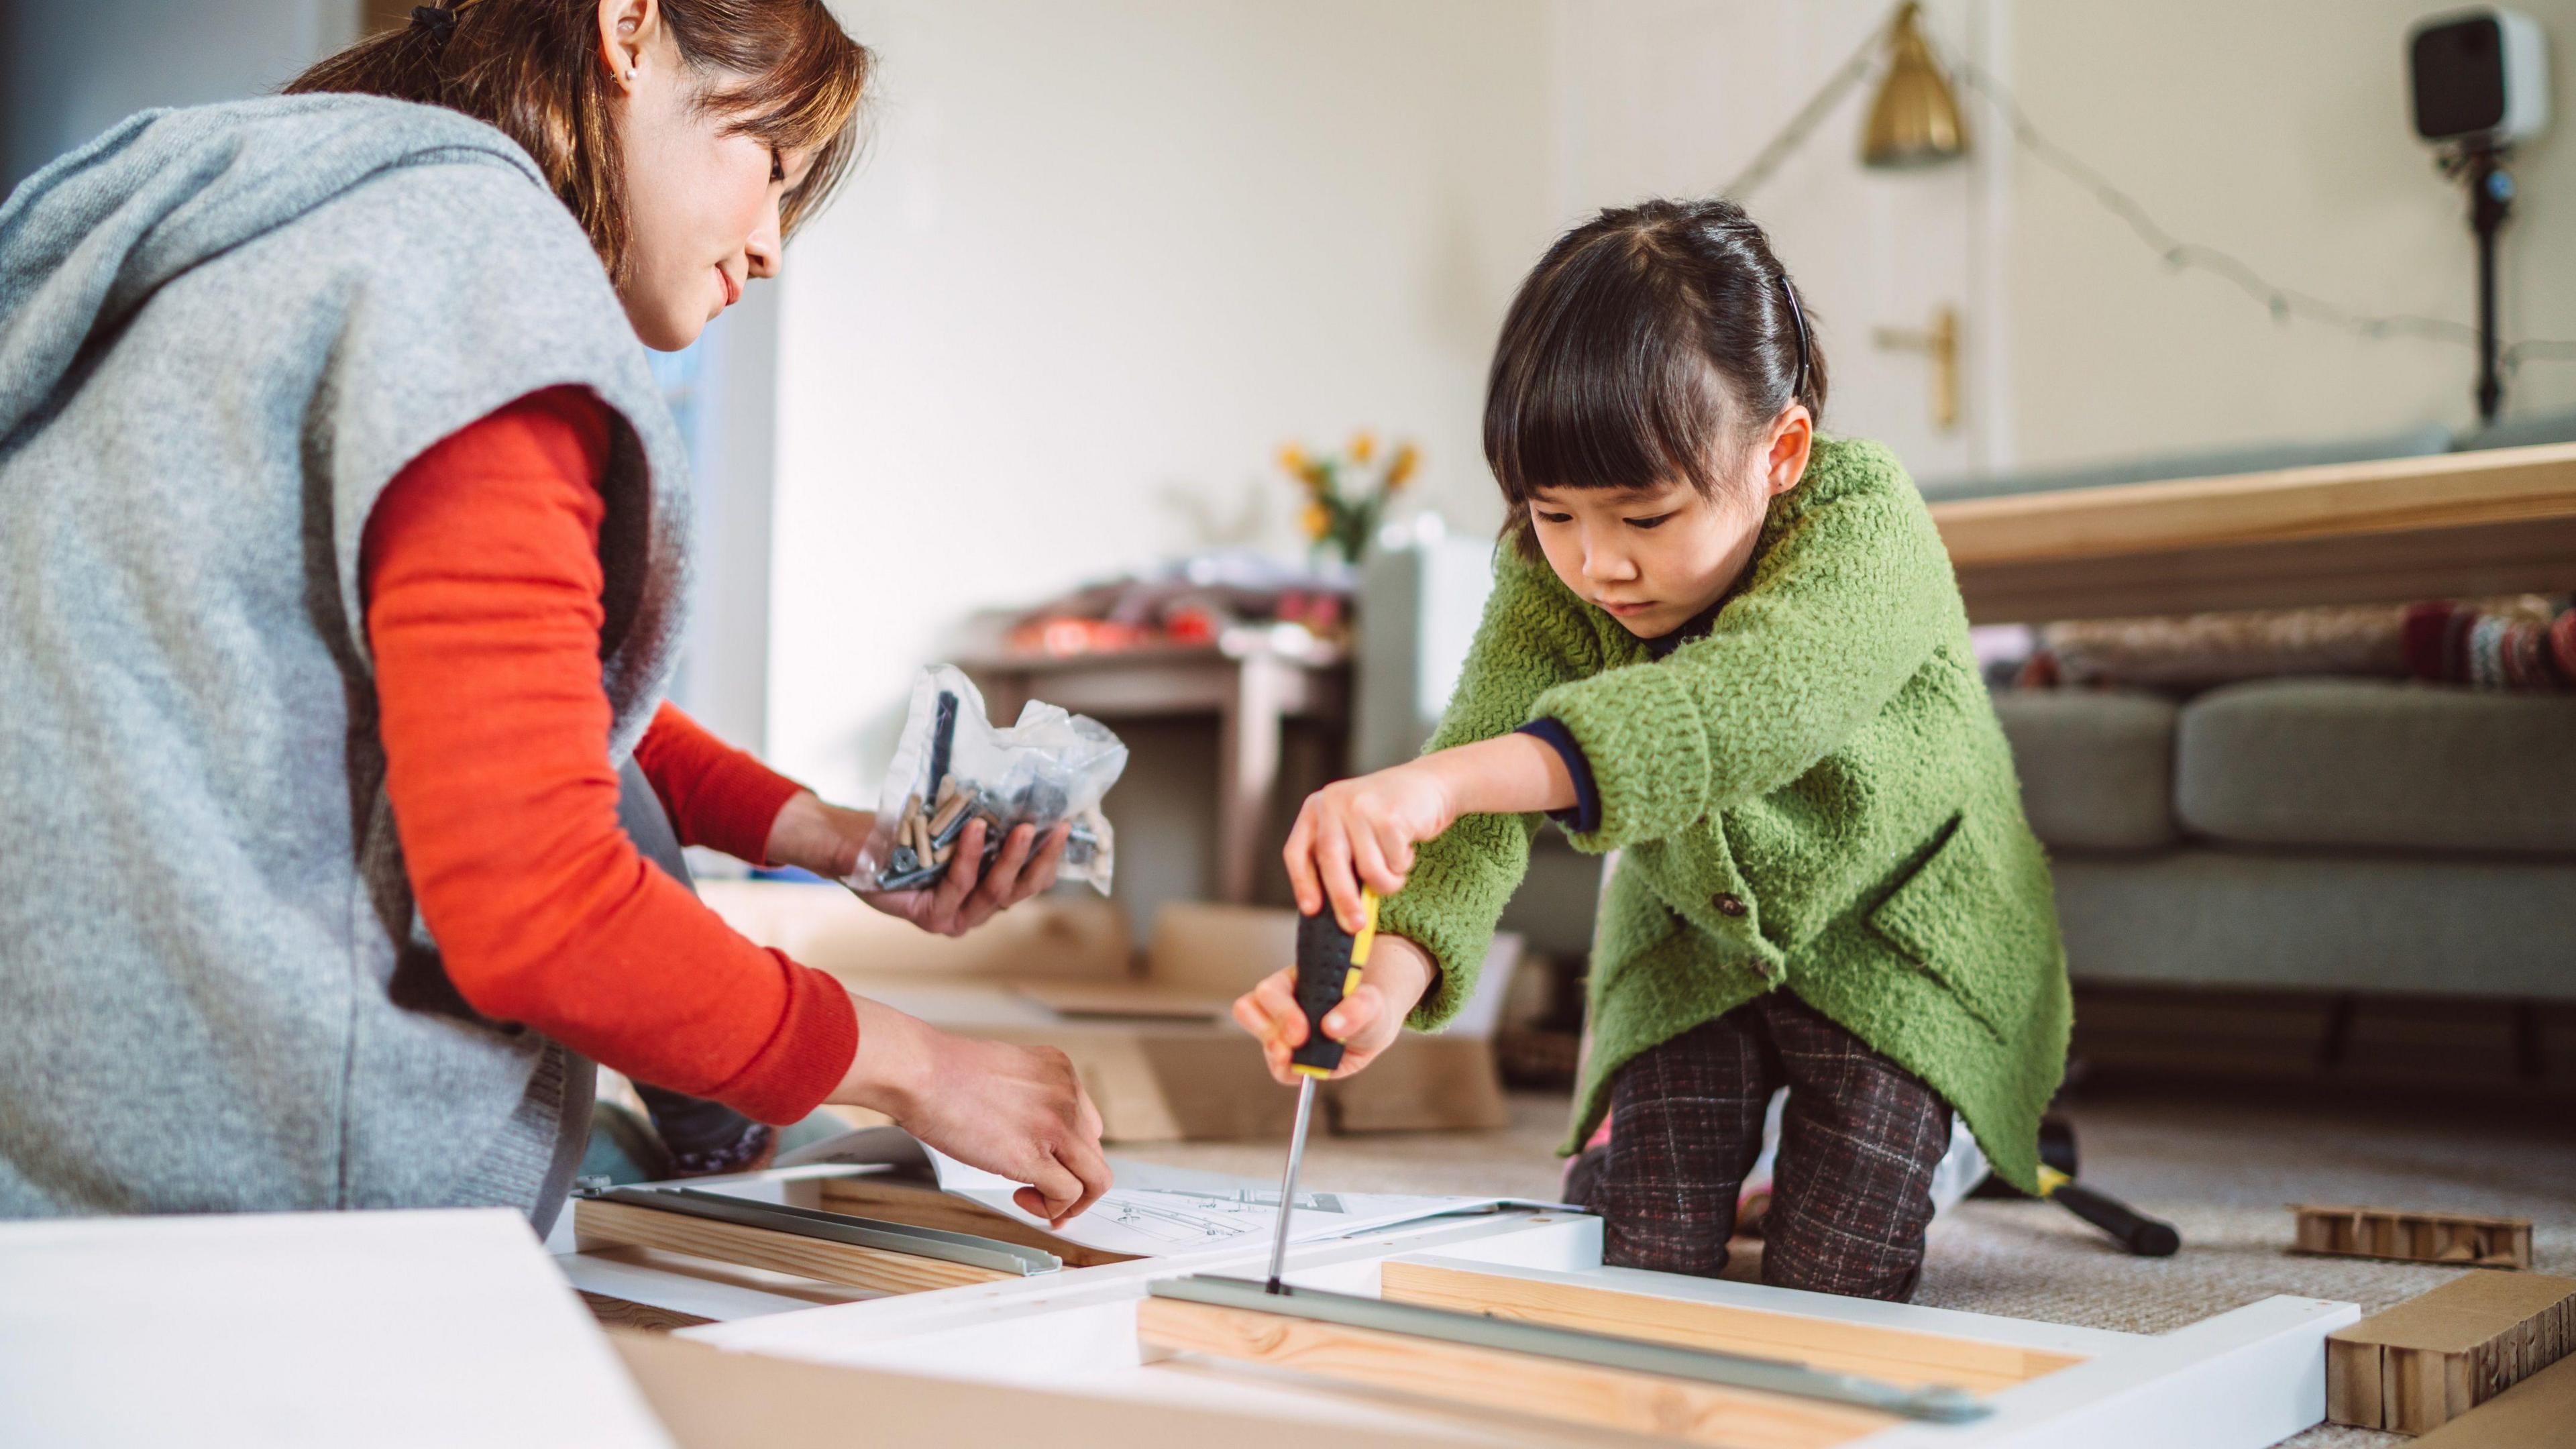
[0,96,692,1228]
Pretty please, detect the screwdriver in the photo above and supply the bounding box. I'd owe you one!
[1262,888,1378,1294]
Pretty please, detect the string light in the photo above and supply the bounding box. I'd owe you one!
[1721,28,2576,374]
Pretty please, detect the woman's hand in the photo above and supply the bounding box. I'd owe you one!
[1230,933,1437,1085]
[1283,763,1458,934]
[853,818,1069,938]
[765,791,1068,938]
[835,995,1110,1226]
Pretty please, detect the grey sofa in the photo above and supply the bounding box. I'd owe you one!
[1995,680,2576,1000]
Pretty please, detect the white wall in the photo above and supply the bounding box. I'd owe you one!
[2004,0,2576,468]
[1551,0,2014,479]
[1549,0,2576,478]
[769,0,1559,800]
[1,0,356,189]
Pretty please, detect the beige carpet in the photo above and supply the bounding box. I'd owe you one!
[1120,1087,2576,1448]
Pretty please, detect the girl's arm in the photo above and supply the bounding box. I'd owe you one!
[1237,551,1597,1079]
[1529,452,1955,852]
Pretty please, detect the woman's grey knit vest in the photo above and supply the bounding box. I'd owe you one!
[0,97,694,1230]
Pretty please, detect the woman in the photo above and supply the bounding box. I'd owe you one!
[0,0,1108,1233]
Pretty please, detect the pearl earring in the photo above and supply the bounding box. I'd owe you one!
[625,67,637,81]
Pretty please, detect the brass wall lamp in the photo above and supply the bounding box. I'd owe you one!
[1861,3,1968,170]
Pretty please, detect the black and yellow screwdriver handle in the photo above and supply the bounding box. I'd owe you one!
[1288,890,1378,1077]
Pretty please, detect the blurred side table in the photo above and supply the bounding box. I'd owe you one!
[959,631,1350,904]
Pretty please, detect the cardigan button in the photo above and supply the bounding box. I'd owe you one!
[1712,892,1748,918]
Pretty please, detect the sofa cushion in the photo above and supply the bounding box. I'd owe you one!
[2176,679,2576,854]
[2050,849,2576,998]
[1991,689,2178,851]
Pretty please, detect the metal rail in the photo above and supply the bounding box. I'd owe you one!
[581,1185,1061,1276]
[1148,1275,1988,1424]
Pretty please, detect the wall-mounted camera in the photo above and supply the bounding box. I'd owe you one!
[2406,8,2551,423]
[2409,8,2549,149]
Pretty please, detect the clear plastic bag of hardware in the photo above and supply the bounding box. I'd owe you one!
[845,665,1128,897]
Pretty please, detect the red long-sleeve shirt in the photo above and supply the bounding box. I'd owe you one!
[360,386,856,1124]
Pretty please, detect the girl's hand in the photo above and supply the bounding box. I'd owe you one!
[1283,763,1457,933]
[1230,934,1438,1084]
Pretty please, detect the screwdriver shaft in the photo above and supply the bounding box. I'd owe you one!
[1263,1076,1318,1291]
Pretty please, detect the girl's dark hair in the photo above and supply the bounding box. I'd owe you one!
[286,1,870,283]
[1485,197,1826,554]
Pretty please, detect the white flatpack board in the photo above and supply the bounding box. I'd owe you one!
[0,1208,671,1449]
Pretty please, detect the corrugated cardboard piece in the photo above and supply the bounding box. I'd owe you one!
[2324,1271,2576,1433]
[2410,1352,2576,1448]
[700,884,1515,1140]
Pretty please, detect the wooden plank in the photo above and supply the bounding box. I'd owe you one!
[814,1177,1136,1269]
[2291,1204,2534,1271]
[2412,1353,2576,1448]
[576,1289,714,1334]
[1927,443,2576,624]
[570,1197,1013,1296]
[1380,1260,2080,1395]
[1948,515,2576,623]
[1136,1295,1896,1449]
[1933,443,2576,564]
[2324,1272,2576,1433]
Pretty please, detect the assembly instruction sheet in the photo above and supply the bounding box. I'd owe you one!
[772,1126,1557,1260]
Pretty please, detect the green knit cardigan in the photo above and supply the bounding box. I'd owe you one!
[1380,437,2070,1193]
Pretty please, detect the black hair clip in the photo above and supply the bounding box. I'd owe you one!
[410,3,457,40]
[1777,275,1812,400]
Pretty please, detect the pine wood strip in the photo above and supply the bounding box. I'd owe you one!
[1929,445,2576,624]
[1379,1261,2078,1395]
[1136,1295,1895,1449]
[576,1289,714,1334]
[571,1197,1014,1296]
[1931,444,2576,565]
[814,1178,1136,1269]
[2290,1204,2534,1271]
[2324,1272,2576,1433]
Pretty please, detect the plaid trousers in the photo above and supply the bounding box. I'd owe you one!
[1593,990,1952,1301]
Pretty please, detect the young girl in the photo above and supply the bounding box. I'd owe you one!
[1236,199,2068,1300]
[0,0,1105,1230]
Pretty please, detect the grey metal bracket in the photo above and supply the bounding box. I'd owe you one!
[1147,1275,1988,1424]
[581,1184,1061,1277]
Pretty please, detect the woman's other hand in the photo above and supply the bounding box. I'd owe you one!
[835,996,1110,1226]
[765,791,1068,937]
[853,818,1069,937]
[1230,933,1436,1085]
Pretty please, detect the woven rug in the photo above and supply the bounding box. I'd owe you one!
[1122,1087,2576,1448]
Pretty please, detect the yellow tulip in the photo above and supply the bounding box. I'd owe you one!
[1301,501,1332,541]
[1348,431,1379,465]
[1277,443,1309,476]
[1385,441,1420,490]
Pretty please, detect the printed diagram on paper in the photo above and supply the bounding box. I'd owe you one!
[924,1148,1517,1259]
[1087,1188,1349,1248]
[768,1126,1555,1261]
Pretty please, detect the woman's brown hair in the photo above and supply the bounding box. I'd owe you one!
[1485,197,1828,558]
[287,0,869,282]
